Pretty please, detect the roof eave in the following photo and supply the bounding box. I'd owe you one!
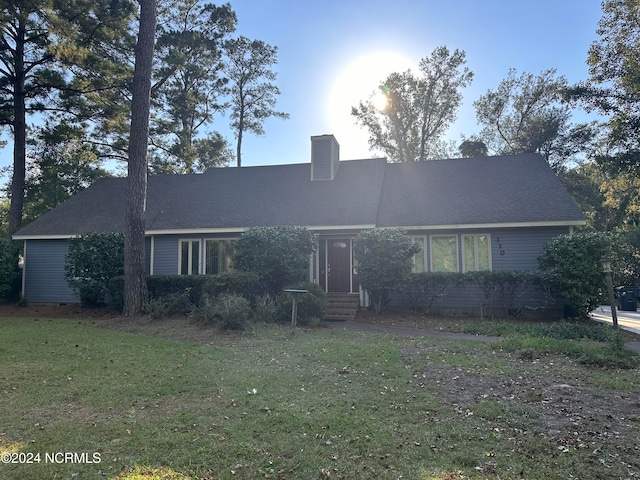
[13,234,78,241]
[379,220,588,230]
[13,220,587,241]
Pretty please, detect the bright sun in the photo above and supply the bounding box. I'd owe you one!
[328,51,415,159]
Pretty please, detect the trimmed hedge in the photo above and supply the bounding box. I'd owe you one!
[147,275,208,305]
[398,270,543,318]
[466,270,540,318]
[402,272,464,313]
[201,272,262,300]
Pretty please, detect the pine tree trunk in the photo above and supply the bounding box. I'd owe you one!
[236,110,244,167]
[8,89,26,236]
[123,0,156,316]
[7,19,27,236]
[236,128,243,167]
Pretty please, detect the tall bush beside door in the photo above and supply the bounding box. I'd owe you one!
[353,228,420,314]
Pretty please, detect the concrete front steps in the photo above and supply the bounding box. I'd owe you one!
[325,293,360,321]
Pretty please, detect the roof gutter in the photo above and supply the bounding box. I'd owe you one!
[379,220,587,230]
[13,220,586,241]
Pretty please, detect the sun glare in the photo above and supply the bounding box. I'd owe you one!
[371,87,389,111]
[328,51,415,160]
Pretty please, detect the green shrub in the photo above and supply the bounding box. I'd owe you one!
[253,294,278,323]
[538,231,626,317]
[233,226,317,295]
[147,275,207,305]
[353,228,420,314]
[196,293,252,330]
[64,233,124,307]
[144,290,193,319]
[144,297,168,319]
[465,270,539,318]
[202,271,261,300]
[402,272,464,313]
[107,276,125,311]
[277,282,326,325]
[0,238,20,302]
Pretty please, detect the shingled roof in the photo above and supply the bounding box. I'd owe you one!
[13,153,585,239]
[376,153,586,228]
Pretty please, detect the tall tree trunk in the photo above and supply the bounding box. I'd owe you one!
[123,0,156,316]
[236,128,243,167]
[236,110,244,167]
[7,19,27,236]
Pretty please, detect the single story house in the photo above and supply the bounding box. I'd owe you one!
[13,134,586,314]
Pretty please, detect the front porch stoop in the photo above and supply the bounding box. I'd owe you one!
[325,293,360,321]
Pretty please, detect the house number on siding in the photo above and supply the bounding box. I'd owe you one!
[496,236,506,256]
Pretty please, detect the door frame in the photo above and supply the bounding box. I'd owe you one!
[317,236,358,293]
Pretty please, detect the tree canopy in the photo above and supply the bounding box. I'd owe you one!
[0,1,290,234]
[470,68,596,170]
[150,1,236,173]
[566,0,640,175]
[351,46,473,162]
[225,36,289,167]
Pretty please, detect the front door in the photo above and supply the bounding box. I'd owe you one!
[327,239,351,292]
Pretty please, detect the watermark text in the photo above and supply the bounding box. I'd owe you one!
[1,451,101,464]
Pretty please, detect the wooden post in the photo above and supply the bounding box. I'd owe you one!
[291,295,298,327]
[283,289,308,327]
[605,272,619,329]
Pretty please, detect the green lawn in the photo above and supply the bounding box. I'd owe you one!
[1,315,639,479]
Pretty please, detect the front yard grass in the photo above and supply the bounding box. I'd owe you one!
[1,314,639,479]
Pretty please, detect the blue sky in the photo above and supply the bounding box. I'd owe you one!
[0,0,605,177]
[227,0,604,166]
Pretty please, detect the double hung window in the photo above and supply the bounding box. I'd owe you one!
[462,234,491,272]
[180,240,200,275]
[430,235,458,272]
[179,239,233,275]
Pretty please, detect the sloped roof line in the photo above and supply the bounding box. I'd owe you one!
[12,153,586,240]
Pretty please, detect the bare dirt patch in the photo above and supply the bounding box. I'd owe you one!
[401,347,640,476]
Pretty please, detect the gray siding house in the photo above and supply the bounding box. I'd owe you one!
[13,134,586,311]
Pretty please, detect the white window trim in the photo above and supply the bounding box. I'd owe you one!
[429,234,459,273]
[410,235,427,273]
[179,238,237,275]
[461,234,492,272]
[179,239,202,275]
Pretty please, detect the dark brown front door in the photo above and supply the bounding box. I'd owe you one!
[327,239,351,292]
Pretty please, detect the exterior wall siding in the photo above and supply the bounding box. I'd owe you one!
[490,227,569,271]
[394,226,571,317]
[152,235,180,275]
[24,237,153,304]
[23,239,79,303]
[21,226,571,311]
